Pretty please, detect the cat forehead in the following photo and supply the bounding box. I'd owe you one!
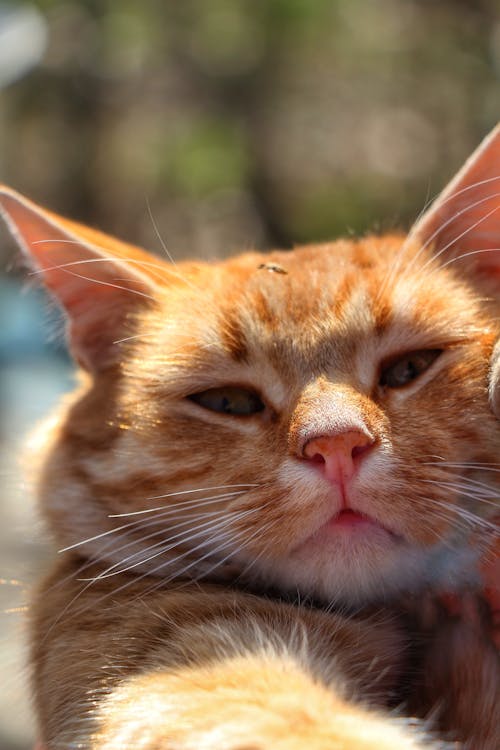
[222,236,469,335]
[149,234,482,385]
[217,235,403,321]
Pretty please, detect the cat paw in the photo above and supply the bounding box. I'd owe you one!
[93,657,437,750]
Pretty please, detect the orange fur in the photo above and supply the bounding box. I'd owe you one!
[32,558,418,749]
[2,125,500,749]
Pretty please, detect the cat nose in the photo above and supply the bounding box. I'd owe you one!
[302,430,375,485]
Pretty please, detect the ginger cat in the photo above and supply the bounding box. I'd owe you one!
[2,125,500,749]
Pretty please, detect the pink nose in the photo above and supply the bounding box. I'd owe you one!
[303,431,374,485]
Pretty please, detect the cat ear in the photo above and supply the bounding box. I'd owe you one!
[0,186,161,372]
[408,124,500,277]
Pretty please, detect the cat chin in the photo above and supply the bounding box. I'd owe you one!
[242,535,482,607]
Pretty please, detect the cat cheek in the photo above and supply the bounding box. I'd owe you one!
[488,339,500,418]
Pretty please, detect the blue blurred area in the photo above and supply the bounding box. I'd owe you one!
[0,277,73,434]
[0,278,73,750]
[0,277,64,360]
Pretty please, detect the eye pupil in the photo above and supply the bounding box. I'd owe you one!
[401,361,416,381]
[189,387,265,416]
[380,349,442,389]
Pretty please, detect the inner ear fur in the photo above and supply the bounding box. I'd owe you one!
[406,126,500,419]
[408,124,500,277]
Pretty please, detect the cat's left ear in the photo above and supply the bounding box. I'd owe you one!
[408,123,500,277]
[0,186,162,372]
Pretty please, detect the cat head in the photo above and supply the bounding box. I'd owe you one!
[1,125,499,605]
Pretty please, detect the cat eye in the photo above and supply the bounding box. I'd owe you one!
[188,386,265,416]
[379,349,442,389]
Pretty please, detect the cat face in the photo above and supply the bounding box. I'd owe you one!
[105,238,499,605]
[1,125,499,605]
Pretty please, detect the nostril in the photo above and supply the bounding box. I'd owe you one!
[309,453,326,465]
[351,442,371,460]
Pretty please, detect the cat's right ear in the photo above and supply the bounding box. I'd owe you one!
[407,126,500,419]
[407,124,500,277]
[0,186,162,372]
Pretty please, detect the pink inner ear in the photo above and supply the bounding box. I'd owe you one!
[0,186,158,372]
[408,124,500,272]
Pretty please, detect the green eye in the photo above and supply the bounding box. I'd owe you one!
[379,349,442,389]
[189,386,265,416]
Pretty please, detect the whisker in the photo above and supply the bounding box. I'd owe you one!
[424,474,500,491]
[441,473,500,496]
[109,487,257,518]
[438,247,500,271]
[145,198,198,293]
[410,191,500,270]
[43,267,156,301]
[113,332,158,344]
[85,510,247,580]
[58,515,164,553]
[422,478,500,506]
[427,498,498,533]
[377,176,500,301]
[139,533,245,599]
[163,528,252,585]
[412,494,484,539]
[147,483,261,500]
[57,500,271,626]
[42,509,250,637]
[47,512,190,591]
[78,510,224,581]
[146,198,175,265]
[422,460,500,469]
[419,199,500,273]
[60,486,258,551]
[87,498,268,583]
[234,517,282,582]
[140,507,275,597]
[28,253,190,289]
[46,509,227,600]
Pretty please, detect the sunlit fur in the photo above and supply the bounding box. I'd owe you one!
[32,235,500,607]
[2,126,500,750]
[33,558,434,750]
[25,230,500,750]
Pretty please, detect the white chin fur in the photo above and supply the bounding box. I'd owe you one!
[243,535,481,606]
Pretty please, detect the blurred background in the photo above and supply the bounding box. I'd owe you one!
[0,1,499,747]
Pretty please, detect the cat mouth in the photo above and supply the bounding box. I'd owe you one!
[324,508,399,538]
[329,508,381,527]
[290,506,404,563]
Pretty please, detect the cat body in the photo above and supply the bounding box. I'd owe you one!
[1,124,500,748]
[32,557,418,749]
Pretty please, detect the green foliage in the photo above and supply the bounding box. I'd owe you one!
[166,120,249,197]
[1,0,499,256]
